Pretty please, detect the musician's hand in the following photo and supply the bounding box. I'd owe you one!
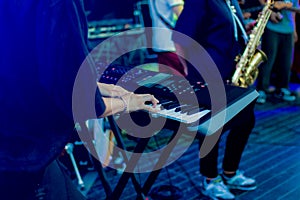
[245,20,256,34]
[97,83,130,98]
[294,30,298,43]
[121,93,160,113]
[238,0,245,5]
[270,12,282,23]
[243,12,251,19]
[273,1,293,11]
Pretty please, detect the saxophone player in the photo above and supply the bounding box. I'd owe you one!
[256,0,298,104]
[171,0,257,199]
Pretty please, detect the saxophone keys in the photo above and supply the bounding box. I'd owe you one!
[230,6,236,13]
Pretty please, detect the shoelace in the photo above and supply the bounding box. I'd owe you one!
[226,171,248,184]
[212,182,230,193]
[206,178,229,192]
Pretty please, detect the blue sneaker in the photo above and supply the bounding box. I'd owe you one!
[222,170,257,191]
[201,175,235,200]
[274,88,296,102]
[256,90,267,104]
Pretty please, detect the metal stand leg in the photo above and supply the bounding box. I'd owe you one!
[65,143,85,189]
[78,121,113,197]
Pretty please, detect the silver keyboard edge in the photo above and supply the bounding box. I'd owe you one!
[187,90,259,134]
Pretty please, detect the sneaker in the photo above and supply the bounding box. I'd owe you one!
[201,176,235,200]
[256,90,266,104]
[274,88,296,102]
[222,170,257,191]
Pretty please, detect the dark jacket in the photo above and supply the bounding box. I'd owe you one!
[173,0,246,81]
[0,0,105,172]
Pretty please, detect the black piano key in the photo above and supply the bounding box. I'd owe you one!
[174,104,189,112]
[159,100,173,105]
[186,107,206,115]
[180,105,199,113]
[162,102,179,110]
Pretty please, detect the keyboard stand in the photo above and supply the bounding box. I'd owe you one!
[78,116,146,199]
[80,115,183,199]
[106,116,146,200]
[108,119,182,200]
[140,121,184,195]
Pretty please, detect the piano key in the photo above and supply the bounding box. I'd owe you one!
[161,102,179,110]
[159,100,174,106]
[187,107,206,115]
[180,105,199,113]
[174,104,189,112]
[149,104,210,124]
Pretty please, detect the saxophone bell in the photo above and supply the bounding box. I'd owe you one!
[237,49,267,88]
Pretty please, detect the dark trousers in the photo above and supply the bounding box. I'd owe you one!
[256,28,294,91]
[198,101,256,178]
[0,160,86,200]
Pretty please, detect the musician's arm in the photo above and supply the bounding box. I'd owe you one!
[260,0,282,23]
[293,0,299,43]
[293,12,298,43]
[99,94,159,118]
[258,0,265,5]
[97,82,130,97]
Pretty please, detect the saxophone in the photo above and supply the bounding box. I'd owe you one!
[231,0,274,88]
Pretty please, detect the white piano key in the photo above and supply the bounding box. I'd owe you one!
[147,104,210,124]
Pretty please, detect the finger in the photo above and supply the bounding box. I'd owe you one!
[143,94,159,107]
[142,104,160,113]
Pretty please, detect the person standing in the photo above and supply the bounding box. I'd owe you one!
[256,0,298,104]
[172,0,257,199]
[148,0,185,76]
